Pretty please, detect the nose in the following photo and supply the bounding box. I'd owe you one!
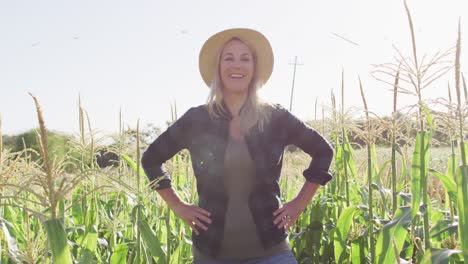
[232,60,243,70]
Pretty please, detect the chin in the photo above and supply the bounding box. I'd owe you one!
[226,90,248,95]
[224,86,249,95]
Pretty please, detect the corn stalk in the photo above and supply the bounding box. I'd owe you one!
[359,77,375,264]
[29,93,73,263]
[454,19,468,261]
[372,1,453,255]
[391,67,400,215]
[135,120,143,263]
[340,69,350,206]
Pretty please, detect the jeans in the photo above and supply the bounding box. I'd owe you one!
[193,251,298,264]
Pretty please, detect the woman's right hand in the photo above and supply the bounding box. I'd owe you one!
[172,202,212,235]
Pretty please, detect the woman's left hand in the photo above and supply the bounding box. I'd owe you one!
[273,198,307,230]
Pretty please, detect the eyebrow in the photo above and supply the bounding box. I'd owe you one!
[223,52,251,57]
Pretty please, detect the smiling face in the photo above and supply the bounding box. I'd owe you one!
[219,38,255,96]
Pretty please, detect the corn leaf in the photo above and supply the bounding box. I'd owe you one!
[457,165,468,259]
[411,131,430,219]
[78,227,98,264]
[110,244,129,264]
[0,219,21,263]
[121,153,147,177]
[375,206,411,264]
[137,219,167,264]
[44,218,72,264]
[429,169,457,206]
[334,205,358,263]
[421,248,462,264]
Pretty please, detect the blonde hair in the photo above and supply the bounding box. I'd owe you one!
[206,37,271,135]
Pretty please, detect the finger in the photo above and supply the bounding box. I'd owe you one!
[285,216,294,230]
[277,217,288,229]
[273,215,283,225]
[276,213,293,228]
[195,207,211,217]
[196,212,212,224]
[273,207,285,216]
[273,211,288,225]
[189,221,200,235]
[193,219,208,231]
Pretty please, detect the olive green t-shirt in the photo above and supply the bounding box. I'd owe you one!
[193,136,290,260]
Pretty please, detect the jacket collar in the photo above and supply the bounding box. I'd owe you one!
[214,100,247,121]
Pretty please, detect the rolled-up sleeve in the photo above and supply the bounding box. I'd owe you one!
[141,108,193,190]
[281,106,334,186]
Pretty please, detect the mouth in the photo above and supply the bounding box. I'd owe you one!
[229,73,245,79]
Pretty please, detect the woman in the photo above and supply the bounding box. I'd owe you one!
[142,28,333,264]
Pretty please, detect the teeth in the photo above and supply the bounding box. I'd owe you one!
[230,74,244,78]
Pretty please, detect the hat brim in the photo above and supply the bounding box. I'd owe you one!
[199,28,274,88]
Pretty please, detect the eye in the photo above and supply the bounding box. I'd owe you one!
[241,57,251,62]
[224,57,234,61]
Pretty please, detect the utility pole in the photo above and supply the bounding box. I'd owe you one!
[288,56,303,111]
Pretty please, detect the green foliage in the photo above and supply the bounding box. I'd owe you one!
[334,205,358,263]
[421,248,462,264]
[1,13,467,261]
[457,165,468,260]
[10,129,70,160]
[411,131,431,219]
[375,206,411,264]
[44,218,73,264]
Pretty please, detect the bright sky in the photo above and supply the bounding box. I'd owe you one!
[1,0,467,135]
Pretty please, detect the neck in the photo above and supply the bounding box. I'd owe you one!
[223,92,248,117]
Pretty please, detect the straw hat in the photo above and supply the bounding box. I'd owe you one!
[198,28,274,88]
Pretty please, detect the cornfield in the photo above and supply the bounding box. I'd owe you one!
[1,3,468,264]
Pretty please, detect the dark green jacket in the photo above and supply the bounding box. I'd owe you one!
[141,102,334,257]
